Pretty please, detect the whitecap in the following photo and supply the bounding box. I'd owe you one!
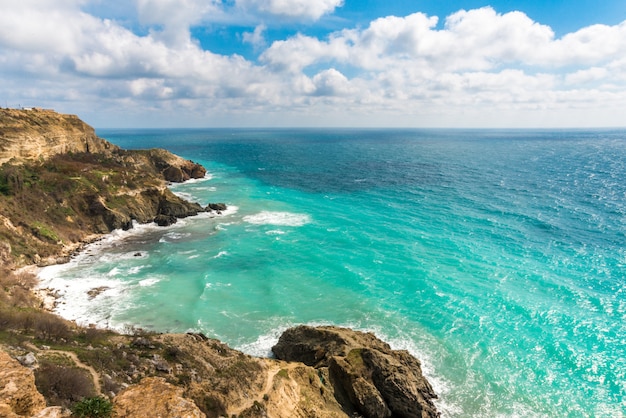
[212,251,229,259]
[128,266,145,275]
[243,211,311,227]
[139,278,160,287]
[107,267,121,277]
[266,230,285,235]
[159,231,191,243]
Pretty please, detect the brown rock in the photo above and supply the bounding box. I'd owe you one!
[0,108,118,164]
[272,326,440,418]
[0,350,47,417]
[113,377,205,418]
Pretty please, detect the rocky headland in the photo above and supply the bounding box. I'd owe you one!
[0,109,439,417]
[0,108,221,267]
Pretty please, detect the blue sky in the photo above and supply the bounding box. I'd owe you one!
[1,0,625,128]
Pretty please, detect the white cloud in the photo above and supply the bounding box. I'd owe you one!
[237,0,344,20]
[135,0,222,46]
[243,24,267,49]
[0,2,625,127]
[311,68,352,96]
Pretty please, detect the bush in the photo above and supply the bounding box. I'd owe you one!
[35,363,96,407]
[34,312,70,342]
[71,396,113,418]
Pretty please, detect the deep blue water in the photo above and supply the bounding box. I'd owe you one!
[40,129,626,417]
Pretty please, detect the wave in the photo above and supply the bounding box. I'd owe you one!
[243,211,311,226]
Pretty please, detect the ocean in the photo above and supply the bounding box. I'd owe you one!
[38,129,626,417]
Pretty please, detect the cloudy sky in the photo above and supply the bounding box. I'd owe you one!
[1,0,625,128]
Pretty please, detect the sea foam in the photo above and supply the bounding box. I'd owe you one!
[243,211,310,226]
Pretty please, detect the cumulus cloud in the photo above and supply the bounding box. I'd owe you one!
[0,2,625,127]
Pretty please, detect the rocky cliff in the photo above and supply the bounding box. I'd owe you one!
[0,108,116,165]
[1,327,438,418]
[0,109,220,267]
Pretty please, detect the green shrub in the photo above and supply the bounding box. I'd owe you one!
[71,396,113,418]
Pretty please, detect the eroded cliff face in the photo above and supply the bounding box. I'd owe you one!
[0,108,116,165]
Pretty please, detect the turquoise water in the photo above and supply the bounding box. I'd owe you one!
[39,129,626,417]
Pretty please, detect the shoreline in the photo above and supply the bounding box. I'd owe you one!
[29,204,239,324]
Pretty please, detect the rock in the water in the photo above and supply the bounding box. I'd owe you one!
[207,203,227,212]
[154,214,178,226]
[272,325,439,418]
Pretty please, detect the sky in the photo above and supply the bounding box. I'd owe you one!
[1,0,625,128]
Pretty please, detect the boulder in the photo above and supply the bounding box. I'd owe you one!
[272,326,439,418]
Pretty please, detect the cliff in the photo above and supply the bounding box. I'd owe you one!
[0,109,218,267]
[0,108,116,165]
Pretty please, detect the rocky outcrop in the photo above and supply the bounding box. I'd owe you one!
[1,326,438,418]
[0,350,46,417]
[113,377,205,418]
[273,326,440,418]
[0,108,117,165]
[0,109,220,266]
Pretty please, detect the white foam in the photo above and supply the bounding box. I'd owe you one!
[212,251,229,259]
[243,211,311,226]
[139,278,160,287]
[128,266,145,275]
[266,230,285,235]
[159,231,191,242]
[37,270,130,329]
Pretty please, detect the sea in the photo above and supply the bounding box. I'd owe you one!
[38,128,625,417]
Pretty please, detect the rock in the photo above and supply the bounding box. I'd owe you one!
[0,109,211,266]
[16,352,37,368]
[0,350,47,417]
[272,326,439,418]
[31,406,72,417]
[113,377,205,418]
[158,190,204,218]
[154,214,178,226]
[0,108,118,165]
[207,203,227,212]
